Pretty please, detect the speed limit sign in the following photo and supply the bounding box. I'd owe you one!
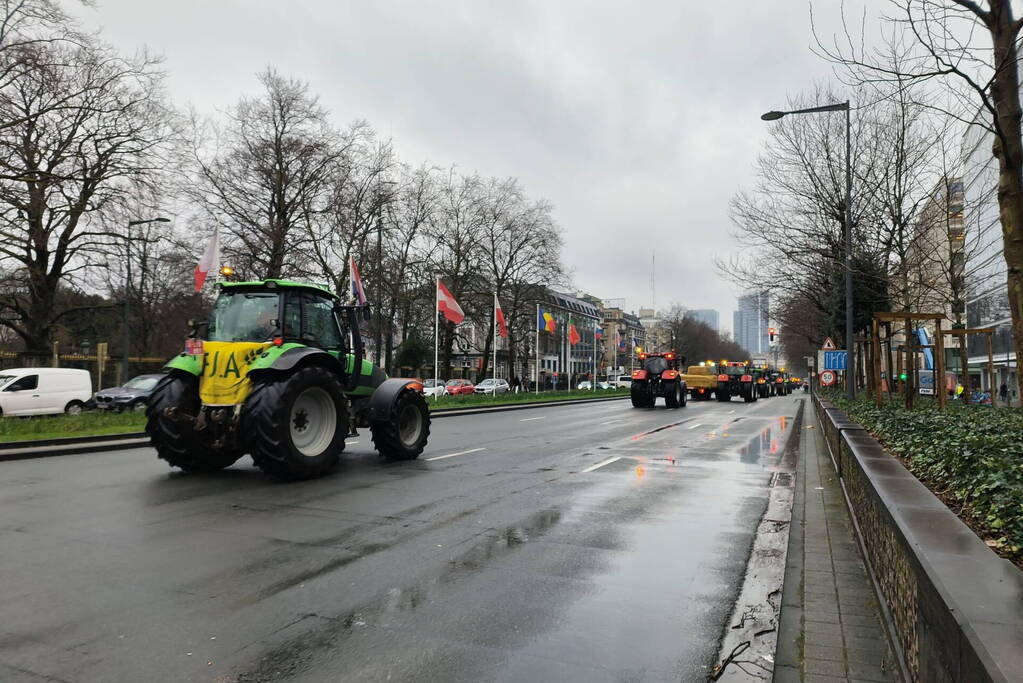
[820,370,836,387]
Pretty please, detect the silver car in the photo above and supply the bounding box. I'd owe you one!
[474,378,510,395]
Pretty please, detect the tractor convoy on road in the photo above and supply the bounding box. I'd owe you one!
[630,355,801,409]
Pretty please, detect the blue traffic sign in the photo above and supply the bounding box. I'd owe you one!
[823,350,847,371]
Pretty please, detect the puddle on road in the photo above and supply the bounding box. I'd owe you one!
[737,414,797,471]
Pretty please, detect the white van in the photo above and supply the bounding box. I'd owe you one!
[615,375,633,389]
[0,368,92,416]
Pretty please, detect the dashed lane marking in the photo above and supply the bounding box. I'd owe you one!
[425,447,486,462]
[580,456,621,473]
[687,423,703,430]
[345,440,359,445]
[519,416,546,422]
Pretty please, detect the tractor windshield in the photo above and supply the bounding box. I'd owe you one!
[207,291,280,342]
[643,357,669,374]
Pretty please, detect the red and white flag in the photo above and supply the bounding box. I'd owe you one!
[495,295,508,338]
[350,256,368,307]
[193,230,219,292]
[437,280,465,324]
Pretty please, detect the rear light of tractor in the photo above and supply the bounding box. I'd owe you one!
[741,374,752,382]
[273,337,284,346]
[718,374,728,381]
[632,370,648,380]
[662,370,678,379]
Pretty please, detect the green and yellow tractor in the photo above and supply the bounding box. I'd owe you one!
[146,279,430,480]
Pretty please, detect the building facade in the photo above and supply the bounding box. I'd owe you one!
[962,117,1018,398]
[530,290,602,390]
[600,306,645,377]
[733,291,769,356]
[688,308,720,331]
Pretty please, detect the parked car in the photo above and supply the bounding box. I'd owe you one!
[421,379,447,399]
[93,373,167,412]
[445,379,475,396]
[614,375,633,389]
[0,368,92,416]
[474,378,510,394]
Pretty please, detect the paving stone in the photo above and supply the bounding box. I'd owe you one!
[804,643,846,662]
[845,635,886,653]
[805,675,848,683]
[804,620,844,636]
[845,645,888,665]
[805,657,848,677]
[846,661,891,681]
[841,613,883,628]
[773,664,802,683]
[805,630,845,648]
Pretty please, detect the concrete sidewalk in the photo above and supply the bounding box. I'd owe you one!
[774,405,902,682]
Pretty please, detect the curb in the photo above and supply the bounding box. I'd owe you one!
[0,395,629,460]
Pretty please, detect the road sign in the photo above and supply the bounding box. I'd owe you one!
[820,370,836,387]
[821,337,837,350]
[822,350,847,371]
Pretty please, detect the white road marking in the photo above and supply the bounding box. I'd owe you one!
[425,447,486,462]
[519,416,546,422]
[580,456,621,473]
[687,423,703,430]
[345,440,359,445]
[600,418,625,425]
[729,410,736,414]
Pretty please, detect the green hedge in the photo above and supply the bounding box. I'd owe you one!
[827,392,1023,559]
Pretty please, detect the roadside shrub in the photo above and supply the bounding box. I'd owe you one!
[826,392,1023,559]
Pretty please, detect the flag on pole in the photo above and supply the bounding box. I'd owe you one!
[437,280,465,324]
[594,325,604,340]
[569,324,581,345]
[193,231,219,292]
[538,308,556,333]
[350,257,368,307]
[495,296,508,338]
[616,330,625,352]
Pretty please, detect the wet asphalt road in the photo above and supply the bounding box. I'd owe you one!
[0,393,804,683]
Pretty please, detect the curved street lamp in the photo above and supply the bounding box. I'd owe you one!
[761,101,854,399]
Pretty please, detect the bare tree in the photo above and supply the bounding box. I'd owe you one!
[0,38,170,353]
[189,68,339,279]
[816,0,1023,399]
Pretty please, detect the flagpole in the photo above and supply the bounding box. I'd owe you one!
[434,276,439,402]
[492,292,497,393]
[592,324,596,391]
[535,303,539,395]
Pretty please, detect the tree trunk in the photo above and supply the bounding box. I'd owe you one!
[989,1,1023,404]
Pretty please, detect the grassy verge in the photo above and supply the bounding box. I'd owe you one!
[429,387,628,410]
[0,411,147,443]
[824,390,1023,563]
[0,388,628,444]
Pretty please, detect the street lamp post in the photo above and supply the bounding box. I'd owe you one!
[123,217,170,383]
[762,102,855,399]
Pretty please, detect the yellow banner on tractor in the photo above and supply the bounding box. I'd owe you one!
[198,341,271,406]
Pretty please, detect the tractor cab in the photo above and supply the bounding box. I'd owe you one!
[715,360,758,403]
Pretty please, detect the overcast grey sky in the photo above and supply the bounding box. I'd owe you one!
[71,1,868,333]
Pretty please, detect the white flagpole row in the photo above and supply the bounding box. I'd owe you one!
[434,276,439,402]
[535,303,539,395]
[492,292,497,393]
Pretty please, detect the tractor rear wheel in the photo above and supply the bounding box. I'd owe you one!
[631,384,650,408]
[370,389,430,460]
[716,384,731,402]
[146,372,243,472]
[665,381,681,409]
[243,366,347,480]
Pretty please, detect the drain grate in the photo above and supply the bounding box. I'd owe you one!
[772,472,794,488]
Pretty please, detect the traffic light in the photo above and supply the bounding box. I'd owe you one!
[899,372,908,381]
[768,327,776,342]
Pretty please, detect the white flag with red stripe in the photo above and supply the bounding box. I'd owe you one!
[194,230,219,292]
[437,280,465,324]
[495,295,508,338]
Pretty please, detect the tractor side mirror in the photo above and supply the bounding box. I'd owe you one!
[188,319,209,339]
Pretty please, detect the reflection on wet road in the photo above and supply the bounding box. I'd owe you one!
[0,394,804,683]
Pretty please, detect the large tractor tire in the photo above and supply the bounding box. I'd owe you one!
[631,384,651,408]
[146,372,243,472]
[665,380,685,409]
[716,384,731,402]
[743,385,756,403]
[242,366,347,480]
[370,389,430,460]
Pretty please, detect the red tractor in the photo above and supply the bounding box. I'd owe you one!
[630,351,688,409]
[715,361,757,403]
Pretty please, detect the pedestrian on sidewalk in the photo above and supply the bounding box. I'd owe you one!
[1000,382,1008,406]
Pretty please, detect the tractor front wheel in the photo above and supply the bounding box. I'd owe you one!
[243,366,347,480]
[370,389,430,460]
[146,372,243,472]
